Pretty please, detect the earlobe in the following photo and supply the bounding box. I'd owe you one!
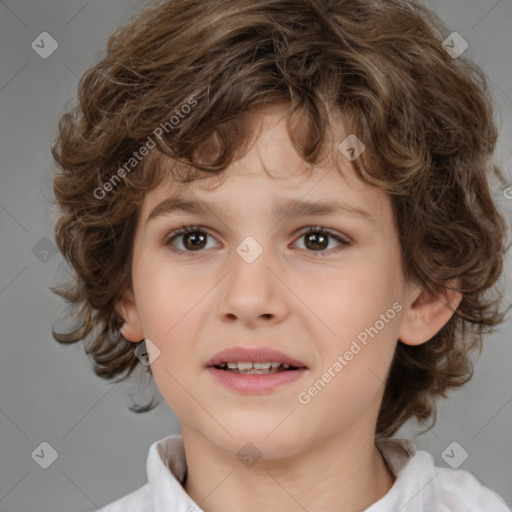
[115,287,145,343]
[398,281,462,346]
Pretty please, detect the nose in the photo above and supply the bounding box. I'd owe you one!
[215,237,290,327]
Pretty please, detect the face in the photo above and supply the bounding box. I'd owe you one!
[119,105,416,459]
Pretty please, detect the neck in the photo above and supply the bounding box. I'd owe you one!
[181,426,396,512]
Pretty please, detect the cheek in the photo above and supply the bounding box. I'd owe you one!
[311,252,402,372]
[134,251,200,337]
[136,263,203,411]
[298,283,401,430]
[319,259,400,328]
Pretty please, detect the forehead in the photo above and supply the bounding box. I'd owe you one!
[138,107,389,223]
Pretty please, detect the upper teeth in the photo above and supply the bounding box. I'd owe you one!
[222,362,290,370]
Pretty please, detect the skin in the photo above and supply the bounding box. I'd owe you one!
[117,104,461,512]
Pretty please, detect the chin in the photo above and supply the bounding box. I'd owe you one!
[209,424,305,462]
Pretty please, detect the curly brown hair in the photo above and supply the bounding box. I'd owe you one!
[50,0,510,437]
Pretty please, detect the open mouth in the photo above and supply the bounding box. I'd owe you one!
[212,362,302,374]
[206,357,308,392]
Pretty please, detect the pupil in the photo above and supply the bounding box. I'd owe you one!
[184,231,207,250]
[306,232,327,251]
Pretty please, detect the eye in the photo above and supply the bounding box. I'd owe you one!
[164,225,350,257]
[165,225,218,255]
[292,226,350,256]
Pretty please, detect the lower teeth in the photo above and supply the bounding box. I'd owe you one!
[233,369,277,374]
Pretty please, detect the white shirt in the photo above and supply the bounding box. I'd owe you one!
[96,434,510,512]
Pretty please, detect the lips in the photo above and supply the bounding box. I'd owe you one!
[205,346,308,369]
[205,346,309,393]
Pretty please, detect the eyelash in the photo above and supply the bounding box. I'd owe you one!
[164,224,350,258]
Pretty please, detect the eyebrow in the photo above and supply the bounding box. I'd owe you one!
[145,196,374,225]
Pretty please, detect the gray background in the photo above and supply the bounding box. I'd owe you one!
[0,0,511,510]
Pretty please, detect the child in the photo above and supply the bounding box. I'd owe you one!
[50,0,511,510]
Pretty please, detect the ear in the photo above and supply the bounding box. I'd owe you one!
[114,286,144,343]
[398,280,462,346]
